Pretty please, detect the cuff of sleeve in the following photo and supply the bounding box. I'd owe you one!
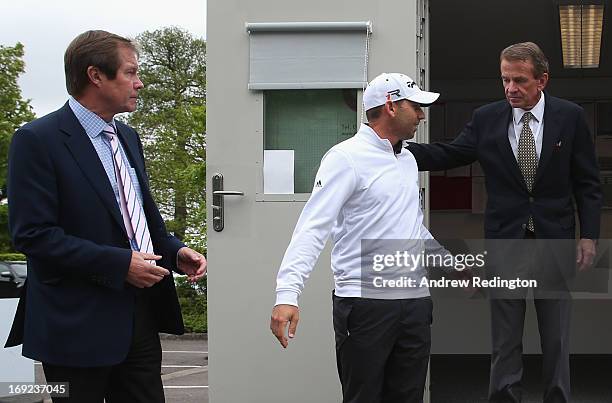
[110,247,134,290]
[275,291,299,307]
[432,251,456,273]
[171,241,187,273]
[176,248,182,273]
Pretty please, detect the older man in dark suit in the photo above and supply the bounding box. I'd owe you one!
[407,42,602,403]
[4,30,206,402]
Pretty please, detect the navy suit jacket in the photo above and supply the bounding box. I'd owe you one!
[5,103,186,367]
[407,94,602,241]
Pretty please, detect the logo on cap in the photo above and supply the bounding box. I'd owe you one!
[387,89,401,98]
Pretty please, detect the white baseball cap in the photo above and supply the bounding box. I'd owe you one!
[363,73,440,111]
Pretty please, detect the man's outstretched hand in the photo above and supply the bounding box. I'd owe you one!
[577,238,596,272]
[178,247,207,283]
[270,304,299,348]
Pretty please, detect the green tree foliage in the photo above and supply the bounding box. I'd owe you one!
[1,42,35,252]
[0,205,13,252]
[0,251,26,261]
[1,43,35,194]
[126,28,207,332]
[127,27,206,251]
[175,276,207,333]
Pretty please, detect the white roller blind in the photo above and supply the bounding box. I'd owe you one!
[246,22,371,90]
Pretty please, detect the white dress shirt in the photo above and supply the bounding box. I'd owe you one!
[508,92,545,160]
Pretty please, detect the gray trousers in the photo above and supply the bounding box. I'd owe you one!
[488,298,571,403]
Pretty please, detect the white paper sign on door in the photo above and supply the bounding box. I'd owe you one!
[264,150,294,194]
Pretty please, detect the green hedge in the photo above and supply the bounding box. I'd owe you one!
[175,276,207,333]
[0,252,26,261]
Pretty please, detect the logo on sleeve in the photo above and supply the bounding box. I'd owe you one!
[315,179,323,188]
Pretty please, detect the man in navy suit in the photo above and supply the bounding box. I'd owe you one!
[407,42,601,402]
[4,30,206,402]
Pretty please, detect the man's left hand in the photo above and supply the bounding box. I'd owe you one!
[178,247,207,282]
[576,238,596,272]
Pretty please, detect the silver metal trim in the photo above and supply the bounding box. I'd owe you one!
[246,21,372,33]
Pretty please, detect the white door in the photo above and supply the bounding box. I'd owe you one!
[207,1,427,402]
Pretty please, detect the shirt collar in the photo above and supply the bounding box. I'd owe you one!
[512,91,545,125]
[358,123,405,154]
[68,97,116,139]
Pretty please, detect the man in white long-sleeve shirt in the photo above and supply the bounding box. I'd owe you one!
[270,73,441,403]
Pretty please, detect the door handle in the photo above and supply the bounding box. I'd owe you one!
[212,173,244,232]
[213,191,245,196]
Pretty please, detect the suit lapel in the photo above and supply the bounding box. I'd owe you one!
[494,105,528,190]
[535,94,561,187]
[59,104,128,235]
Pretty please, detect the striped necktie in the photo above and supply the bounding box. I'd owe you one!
[102,124,155,259]
[517,112,537,232]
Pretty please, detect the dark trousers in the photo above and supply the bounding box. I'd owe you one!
[42,296,164,403]
[488,298,571,403]
[332,293,432,403]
